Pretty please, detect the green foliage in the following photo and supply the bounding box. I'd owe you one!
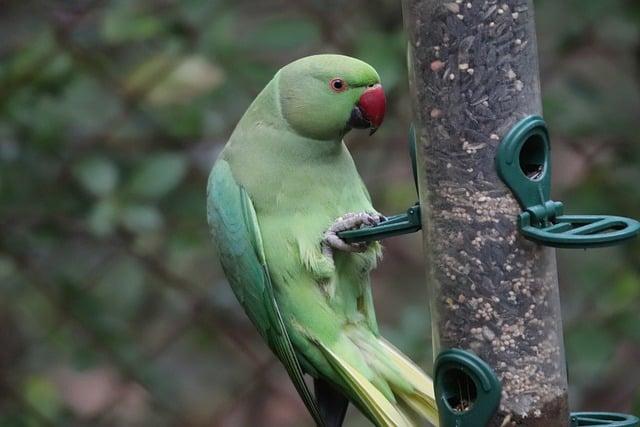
[0,0,638,425]
[73,156,120,197]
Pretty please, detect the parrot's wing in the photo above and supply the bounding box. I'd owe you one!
[207,159,325,427]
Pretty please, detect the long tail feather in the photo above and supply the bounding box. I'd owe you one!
[316,341,414,427]
[378,338,439,427]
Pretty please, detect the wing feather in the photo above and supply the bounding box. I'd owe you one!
[207,159,325,426]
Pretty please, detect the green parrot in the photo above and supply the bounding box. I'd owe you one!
[207,54,438,427]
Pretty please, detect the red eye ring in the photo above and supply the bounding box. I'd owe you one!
[329,78,348,92]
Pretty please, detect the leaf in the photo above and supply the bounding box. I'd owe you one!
[128,153,187,199]
[124,54,176,96]
[147,56,225,106]
[73,156,119,197]
[96,256,146,317]
[60,76,122,138]
[23,376,62,419]
[88,198,119,237]
[119,204,163,233]
[2,32,56,81]
[153,104,204,139]
[102,3,166,43]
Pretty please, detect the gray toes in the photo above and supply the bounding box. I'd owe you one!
[322,211,382,255]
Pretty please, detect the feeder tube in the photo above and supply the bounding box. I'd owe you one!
[401,0,570,425]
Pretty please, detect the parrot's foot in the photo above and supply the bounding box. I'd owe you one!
[322,212,383,258]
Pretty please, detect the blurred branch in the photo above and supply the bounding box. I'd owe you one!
[0,248,181,421]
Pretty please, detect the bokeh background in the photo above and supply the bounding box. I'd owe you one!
[1,0,639,426]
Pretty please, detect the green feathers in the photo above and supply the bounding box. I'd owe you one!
[207,55,438,426]
[208,160,325,425]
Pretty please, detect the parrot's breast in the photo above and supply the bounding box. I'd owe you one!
[246,142,378,324]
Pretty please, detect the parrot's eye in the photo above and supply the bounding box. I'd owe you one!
[329,78,347,93]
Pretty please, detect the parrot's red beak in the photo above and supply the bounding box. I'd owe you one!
[358,84,386,133]
[347,84,386,135]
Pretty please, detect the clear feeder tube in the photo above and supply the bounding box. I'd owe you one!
[401,0,569,425]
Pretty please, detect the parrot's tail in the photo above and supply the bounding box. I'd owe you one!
[315,335,439,427]
[378,338,439,426]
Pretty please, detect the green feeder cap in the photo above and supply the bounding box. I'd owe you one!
[434,349,501,427]
[496,116,640,248]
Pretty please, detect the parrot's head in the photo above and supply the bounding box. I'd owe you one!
[278,54,386,141]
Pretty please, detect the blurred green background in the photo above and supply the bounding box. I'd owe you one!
[1,0,639,426]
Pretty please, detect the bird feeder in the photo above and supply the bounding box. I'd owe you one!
[341,0,640,426]
[401,0,573,421]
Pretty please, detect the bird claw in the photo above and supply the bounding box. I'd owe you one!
[322,212,383,257]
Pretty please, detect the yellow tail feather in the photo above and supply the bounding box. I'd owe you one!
[316,341,414,427]
[379,338,440,427]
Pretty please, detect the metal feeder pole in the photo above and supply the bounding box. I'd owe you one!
[401,0,569,425]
